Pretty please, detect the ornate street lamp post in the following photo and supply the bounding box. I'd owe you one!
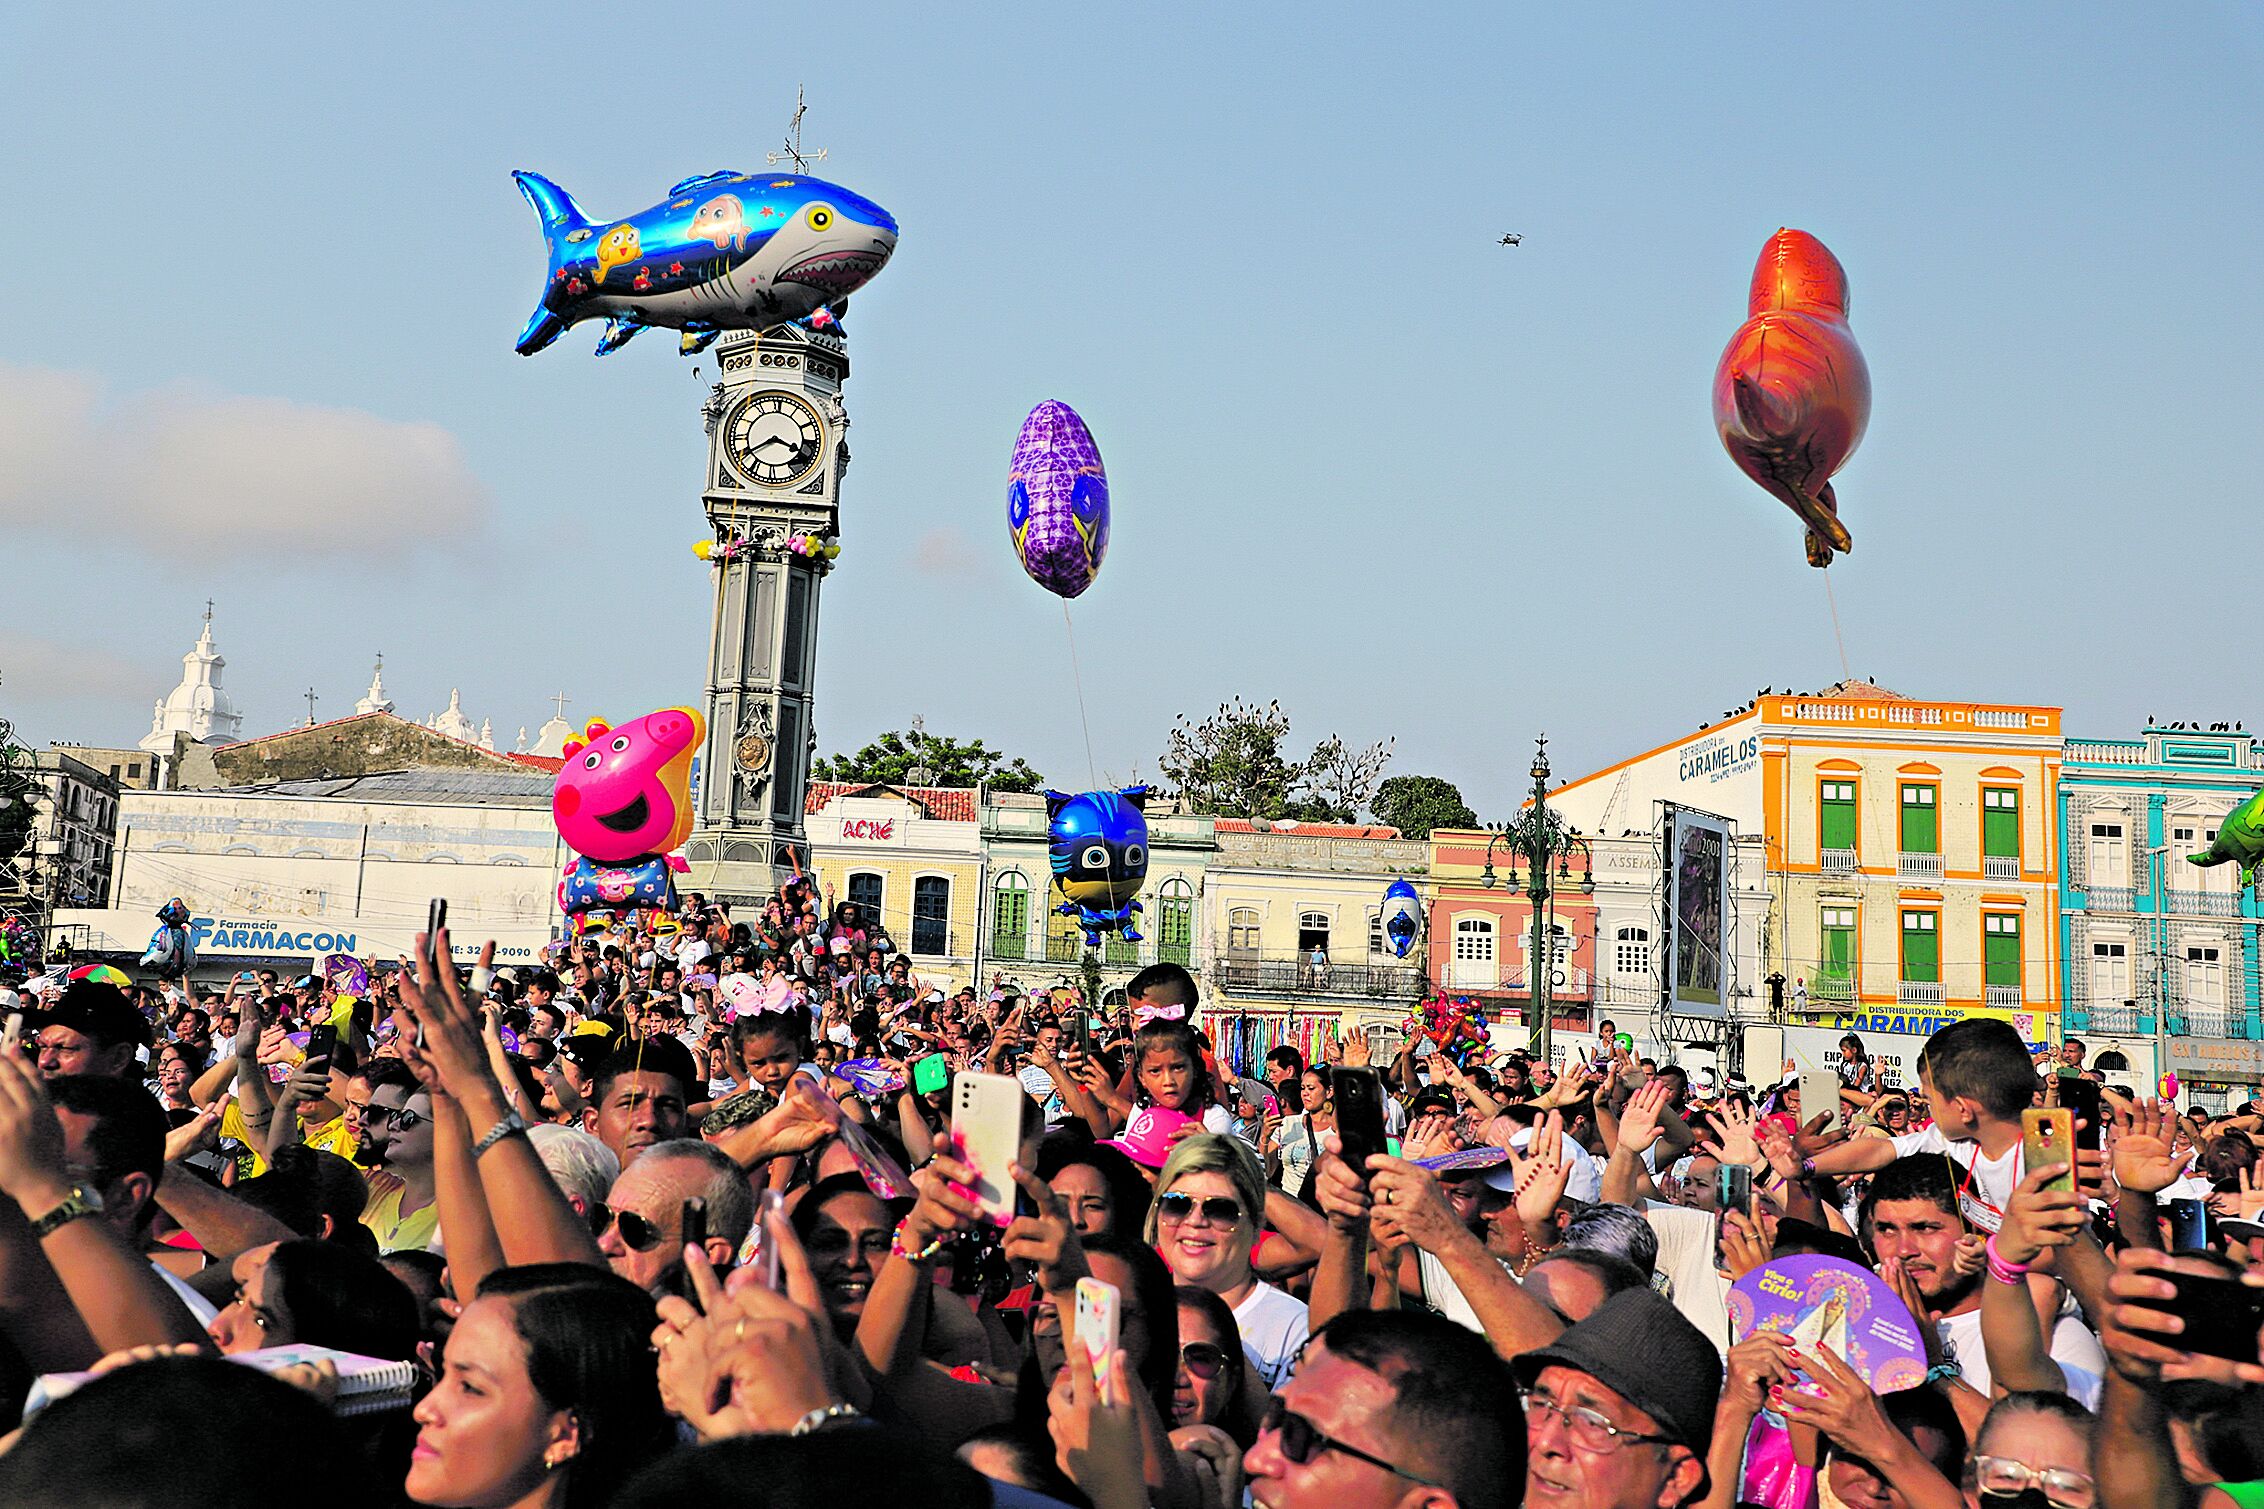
[1478,736,1593,1065]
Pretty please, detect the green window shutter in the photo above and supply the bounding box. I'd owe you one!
[1160,896,1193,965]
[1822,926,1852,980]
[1901,912,1938,982]
[1984,916,2020,987]
[992,882,1028,959]
[1900,785,1937,854]
[1983,790,2019,859]
[1821,782,1856,851]
[1105,931,1138,966]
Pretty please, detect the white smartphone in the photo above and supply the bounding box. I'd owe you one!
[1074,1275,1122,1402]
[1,1012,22,1056]
[738,1188,784,1289]
[1798,1068,1842,1134]
[951,1070,1024,1226]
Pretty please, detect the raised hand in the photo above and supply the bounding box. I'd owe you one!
[1505,1111,1574,1228]
[1995,1162,2086,1268]
[1702,1097,1761,1169]
[1720,1330,1798,1417]
[2110,1096,2194,1197]
[1616,1079,1673,1156]
[1005,1163,1090,1302]
[2098,1247,2264,1387]
[1780,1342,1910,1468]
[1717,1206,1774,1280]
[1365,1154,1465,1256]
[1310,1135,1372,1235]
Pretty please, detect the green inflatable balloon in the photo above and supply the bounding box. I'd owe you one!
[2189,784,2264,885]
[1613,1032,1636,1053]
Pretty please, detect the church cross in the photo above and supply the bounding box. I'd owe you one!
[303,688,319,725]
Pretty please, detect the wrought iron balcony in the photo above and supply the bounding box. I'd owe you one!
[1898,980,1946,1006]
[1898,852,1943,881]
[1808,973,1856,1004]
[989,926,1191,970]
[2084,887,2136,911]
[1209,951,1427,1003]
[2167,889,2241,918]
[1983,855,2021,882]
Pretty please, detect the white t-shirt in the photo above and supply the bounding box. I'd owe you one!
[1018,1064,1067,1125]
[1937,1300,2107,1410]
[1890,1124,2022,1233]
[1642,1200,1732,1354]
[1415,1246,1515,1335]
[1231,1281,1310,1388]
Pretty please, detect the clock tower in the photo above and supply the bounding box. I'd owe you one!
[682,322,851,902]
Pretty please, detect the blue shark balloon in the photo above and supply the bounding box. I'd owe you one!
[1380,878,1423,960]
[512,169,899,357]
[1048,787,1150,945]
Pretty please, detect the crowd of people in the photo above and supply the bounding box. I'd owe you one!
[0,871,2259,1509]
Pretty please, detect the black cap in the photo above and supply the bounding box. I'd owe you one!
[34,981,151,1052]
[1513,1288,1722,1459]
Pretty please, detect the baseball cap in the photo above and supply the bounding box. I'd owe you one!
[1512,1288,1722,1465]
[1103,1105,1200,1170]
[32,981,151,1051]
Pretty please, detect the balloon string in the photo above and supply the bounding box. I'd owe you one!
[1823,569,1853,683]
[1062,599,1100,790]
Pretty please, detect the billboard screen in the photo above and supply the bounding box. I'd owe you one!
[1668,809,1729,1018]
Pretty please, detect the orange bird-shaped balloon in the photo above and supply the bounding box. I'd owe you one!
[1713,229,1871,568]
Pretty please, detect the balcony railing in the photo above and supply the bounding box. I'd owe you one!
[1983,855,2021,882]
[1808,974,1855,1004]
[1898,980,1946,1006]
[1821,848,1859,876]
[989,926,1191,970]
[2085,887,2135,911]
[1898,852,1943,881]
[2064,996,2147,1034]
[1209,951,1426,1002]
[2167,889,2241,918]
[2171,1004,2248,1038]
[1985,984,2022,1010]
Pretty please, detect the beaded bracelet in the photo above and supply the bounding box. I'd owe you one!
[788,1403,864,1436]
[1983,1233,2032,1285]
[890,1221,945,1262]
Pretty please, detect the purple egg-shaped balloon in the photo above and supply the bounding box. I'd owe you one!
[1007,399,1110,599]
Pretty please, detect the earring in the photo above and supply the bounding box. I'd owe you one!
[544,1446,575,1470]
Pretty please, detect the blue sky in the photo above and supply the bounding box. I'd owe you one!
[3,4,2259,816]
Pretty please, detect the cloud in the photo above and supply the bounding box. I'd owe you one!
[0,632,150,702]
[912,525,986,579]
[0,362,491,560]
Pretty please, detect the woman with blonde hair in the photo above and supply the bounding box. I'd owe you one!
[1144,1133,1307,1386]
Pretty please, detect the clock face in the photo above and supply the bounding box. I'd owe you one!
[724,391,826,487]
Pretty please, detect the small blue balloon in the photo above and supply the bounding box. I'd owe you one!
[1380,878,1423,959]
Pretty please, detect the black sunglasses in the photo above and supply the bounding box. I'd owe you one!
[605,1207,671,1253]
[1181,1341,1233,1380]
[376,1106,429,1132]
[1259,1396,1436,1485]
[1158,1192,1245,1226]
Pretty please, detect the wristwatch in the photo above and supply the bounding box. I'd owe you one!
[29,1183,104,1239]
[471,1110,531,1160]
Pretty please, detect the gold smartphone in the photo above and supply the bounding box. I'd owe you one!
[2021,1107,2076,1194]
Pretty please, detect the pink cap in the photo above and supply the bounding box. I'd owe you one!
[1103,1105,1201,1169]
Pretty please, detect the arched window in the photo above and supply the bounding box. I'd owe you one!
[1614,926,1650,977]
[848,871,884,922]
[912,875,951,957]
[1157,878,1194,966]
[991,871,1031,959]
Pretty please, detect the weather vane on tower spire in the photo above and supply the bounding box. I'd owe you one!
[766,86,827,173]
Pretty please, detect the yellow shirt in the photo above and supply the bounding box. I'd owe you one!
[218,1099,359,1180]
[361,1173,440,1254]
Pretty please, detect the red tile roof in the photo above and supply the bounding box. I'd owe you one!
[1215,818,1403,839]
[503,752,565,773]
[806,781,978,823]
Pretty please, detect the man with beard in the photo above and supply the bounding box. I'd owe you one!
[356,1061,439,1253]
[1860,1154,2105,1409]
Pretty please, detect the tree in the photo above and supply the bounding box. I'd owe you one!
[811,728,1043,792]
[1157,699,1395,822]
[1157,699,1303,820]
[1372,775,1478,839]
[1297,734,1395,824]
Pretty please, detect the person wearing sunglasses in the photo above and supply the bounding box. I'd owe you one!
[360,1063,440,1253]
[596,1139,752,1297]
[1243,1309,1524,1509]
[1147,1134,1309,1388]
[1173,1285,1253,1436]
[1511,1287,1719,1509]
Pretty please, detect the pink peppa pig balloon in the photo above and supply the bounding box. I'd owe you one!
[553,707,704,864]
